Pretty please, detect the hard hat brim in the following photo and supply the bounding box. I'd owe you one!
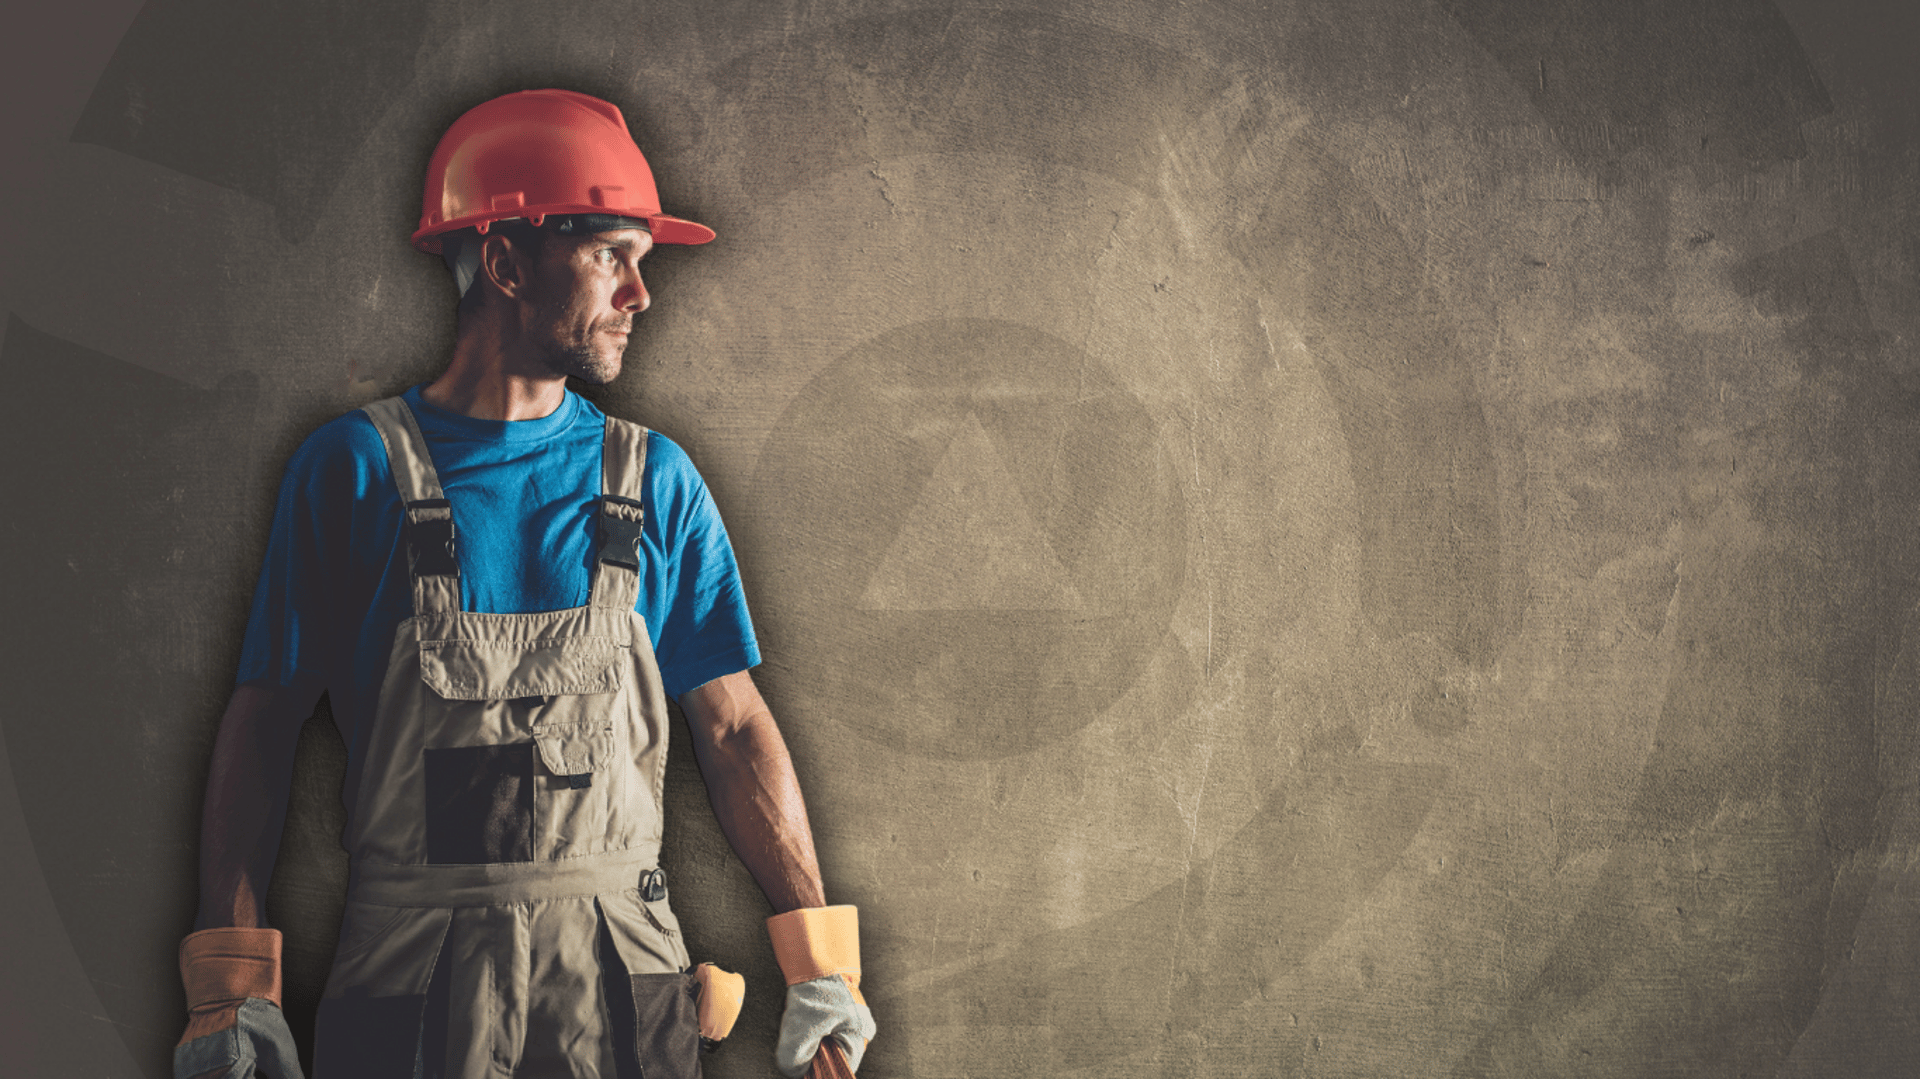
[413,210,715,255]
[643,213,717,246]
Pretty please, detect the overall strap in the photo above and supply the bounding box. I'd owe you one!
[360,397,460,617]
[590,417,649,611]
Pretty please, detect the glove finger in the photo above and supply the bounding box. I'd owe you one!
[830,1026,870,1074]
[777,976,874,1078]
[775,992,835,1078]
[775,1023,827,1079]
[237,999,305,1079]
[176,1029,244,1079]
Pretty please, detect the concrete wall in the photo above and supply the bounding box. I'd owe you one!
[4,1,1918,1075]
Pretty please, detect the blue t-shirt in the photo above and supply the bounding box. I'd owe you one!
[237,384,759,769]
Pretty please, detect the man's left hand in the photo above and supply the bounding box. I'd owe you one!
[768,905,876,1077]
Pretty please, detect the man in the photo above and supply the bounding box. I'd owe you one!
[173,89,875,1079]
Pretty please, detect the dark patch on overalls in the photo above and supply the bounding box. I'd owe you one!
[315,985,430,1079]
[598,919,701,1079]
[423,743,535,864]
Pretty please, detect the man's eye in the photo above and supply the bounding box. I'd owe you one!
[598,249,616,264]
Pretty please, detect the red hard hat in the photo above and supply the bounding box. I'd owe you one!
[412,89,714,254]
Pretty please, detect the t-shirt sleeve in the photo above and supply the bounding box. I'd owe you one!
[235,414,387,706]
[646,433,761,698]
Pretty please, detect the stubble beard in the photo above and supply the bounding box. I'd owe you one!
[530,303,628,385]
[540,338,623,386]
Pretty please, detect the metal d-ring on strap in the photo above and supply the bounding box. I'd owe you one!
[638,867,668,902]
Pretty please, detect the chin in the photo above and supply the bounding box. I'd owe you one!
[544,344,623,386]
[572,357,623,386]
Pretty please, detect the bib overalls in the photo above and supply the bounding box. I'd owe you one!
[312,397,702,1079]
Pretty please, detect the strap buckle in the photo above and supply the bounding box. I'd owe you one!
[597,495,645,570]
[405,499,459,578]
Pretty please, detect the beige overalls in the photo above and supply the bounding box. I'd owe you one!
[313,397,701,1079]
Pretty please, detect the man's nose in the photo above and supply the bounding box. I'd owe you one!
[617,271,649,313]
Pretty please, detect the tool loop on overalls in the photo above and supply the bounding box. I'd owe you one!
[597,494,646,569]
[640,867,668,901]
[405,498,460,578]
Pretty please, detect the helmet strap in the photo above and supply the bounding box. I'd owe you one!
[548,213,651,235]
[443,215,651,298]
[443,232,484,298]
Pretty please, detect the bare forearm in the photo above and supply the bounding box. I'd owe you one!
[194,684,306,930]
[683,671,826,913]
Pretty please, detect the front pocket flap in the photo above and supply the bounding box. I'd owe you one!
[419,637,625,700]
[322,903,452,998]
[601,890,687,974]
[533,723,616,777]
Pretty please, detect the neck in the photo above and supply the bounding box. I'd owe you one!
[424,309,569,421]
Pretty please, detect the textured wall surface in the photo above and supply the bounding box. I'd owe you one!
[4,1,1918,1076]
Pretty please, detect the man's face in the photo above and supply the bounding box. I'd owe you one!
[517,227,653,385]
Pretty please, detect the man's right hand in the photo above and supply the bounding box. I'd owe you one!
[182,684,313,1077]
[174,927,304,1079]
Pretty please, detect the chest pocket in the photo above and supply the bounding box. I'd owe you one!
[419,635,626,778]
[419,636,627,700]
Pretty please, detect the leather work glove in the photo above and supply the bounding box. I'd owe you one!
[174,927,304,1079]
[767,905,877,1078]
[692,961,747,1051]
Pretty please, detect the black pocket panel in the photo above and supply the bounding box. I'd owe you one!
[314,988,427,1079]
[629,972,702,1079]
[423,743,534,863]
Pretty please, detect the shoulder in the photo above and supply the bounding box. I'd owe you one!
[637,429,728,534]
[278,405,392,494]
[291,404,386,459]
[643,429,704,491]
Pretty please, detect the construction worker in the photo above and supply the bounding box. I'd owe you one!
[172,89,875,1079]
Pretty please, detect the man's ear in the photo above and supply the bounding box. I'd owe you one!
[479,231,533,301]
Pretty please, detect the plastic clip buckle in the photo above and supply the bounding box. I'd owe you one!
[597,495,645,569]
[406,499,459,577]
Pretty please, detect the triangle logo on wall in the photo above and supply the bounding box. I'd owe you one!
[858,412,1084,611]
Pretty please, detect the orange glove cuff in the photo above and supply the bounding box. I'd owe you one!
[765,905,861,989]
[180,927,283,1009]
